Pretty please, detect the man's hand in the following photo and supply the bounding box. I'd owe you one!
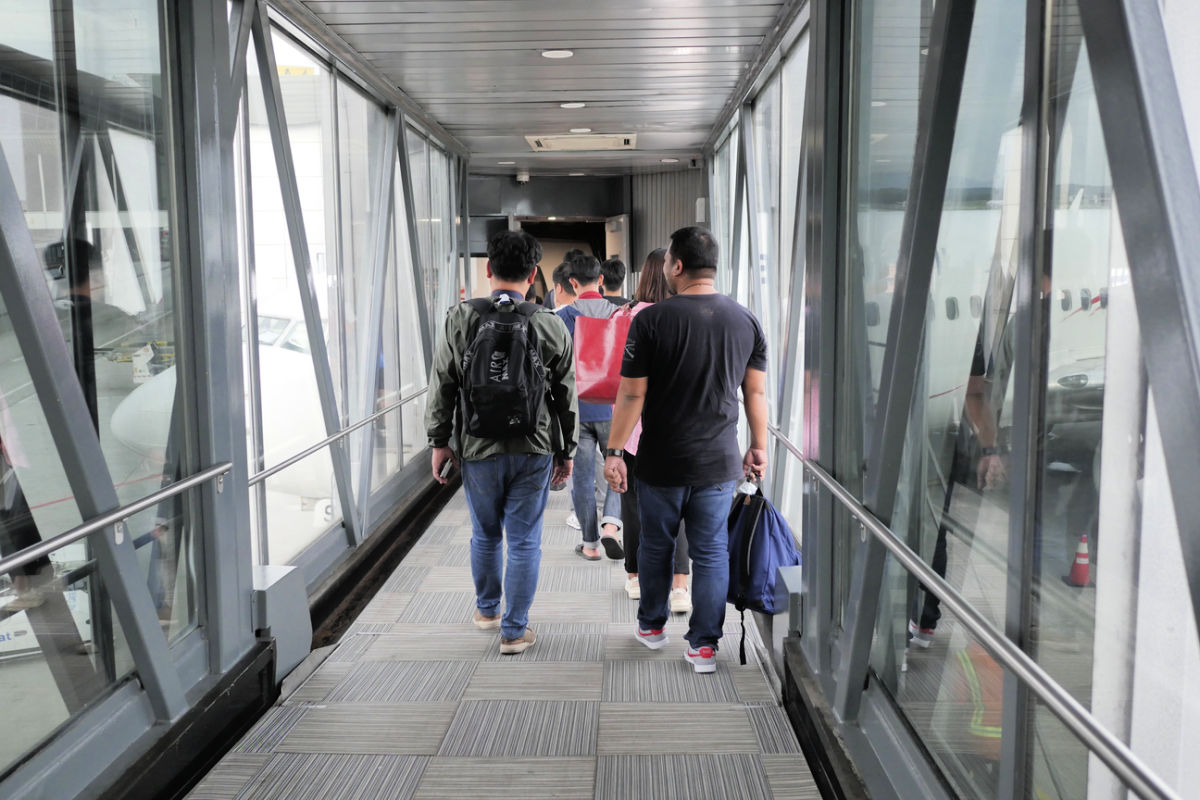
[431,446,458,485]
[604,455,628,493]
[743,448,768,482]
[552,457,573,487]
[977,454,1007,490]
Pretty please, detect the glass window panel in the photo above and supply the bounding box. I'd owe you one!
[780,34,810,339]
[428,145,455,318]
[262,447,342,566]
[1,0,196,639]
[863,0,1024,786]
[753,71,781,385]
[406,127,434,321]
[711,130,735,295]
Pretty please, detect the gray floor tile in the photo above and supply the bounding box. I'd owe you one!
[603,660,741,703]
[326,634,378,663]
[536,565,612,593]
[396,591,476,624]
[284,662,352,705]
[437,544,472,567]
[186,754,269,799]
[231,706,307,754]
[276,704,457,755]
[597,704,760,754]
[760,754,822,799]
[356,593,413,623]
[438,700,599,757]
[729,664,777,703]
[420,524,458,546]
[747,705,803,754]
[365,631,497,661]
[345,622,395,635]
[415,566,476,593]
[603,626,746,663]
[463,662,603,700]
[528,592,611,624]
[414,757,595,799]
[595,754,772,800]
[381,566,430,593]
[236,753,426,800]
[327,661,476,703]
[480,631,605,662]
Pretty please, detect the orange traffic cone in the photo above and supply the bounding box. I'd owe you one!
[1063,534,1091,587]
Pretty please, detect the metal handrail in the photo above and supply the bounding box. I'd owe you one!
[248,386,429,487]
[766,425,1179,800]
[0,461,233,579]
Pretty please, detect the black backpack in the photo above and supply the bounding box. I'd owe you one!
[459,297,546,439]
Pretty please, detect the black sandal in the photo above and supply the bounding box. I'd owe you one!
[574,543,601,561]
[600,536,625,560]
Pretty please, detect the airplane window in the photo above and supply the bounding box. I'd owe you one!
[1099,287,1109,308]
[257,315,290,346]
[865,301,881,327]
[945,297,959,320]
[969,295,982,318]
[1060,289,1072,311]
[1080,288,1092,309]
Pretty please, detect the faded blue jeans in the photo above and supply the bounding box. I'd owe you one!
[461,453,553,640]
[636,480,736,650]
[572,419,622,545]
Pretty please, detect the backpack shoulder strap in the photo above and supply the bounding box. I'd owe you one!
[515,301,541,319]
[465,298,494,316]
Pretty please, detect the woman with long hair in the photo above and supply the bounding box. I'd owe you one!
[618,248,692,612]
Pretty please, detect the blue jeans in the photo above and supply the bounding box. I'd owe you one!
[461,454,553,640]
[636,480,735,649]
[572,420,622,545]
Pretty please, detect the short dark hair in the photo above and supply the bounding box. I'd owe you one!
[600,258,626,292]
[487,230,542,282]
[667,226,718,276]
[634,248,670,304]
[552,261,573,293]
[566,253,601,285]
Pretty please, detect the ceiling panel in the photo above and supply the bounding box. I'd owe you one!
[299,0,790,173]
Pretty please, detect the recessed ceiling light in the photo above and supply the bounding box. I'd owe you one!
[570,127,592,133]
[560,102,586,109]
[548,216,557,220]
[871,100,888,108]
[498,161,516,165]
[569,172,586,176]
[660,158,679,163]
[542,49,574,59]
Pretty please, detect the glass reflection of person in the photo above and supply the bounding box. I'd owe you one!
[910,330,1010,646]
[0,414,53,611]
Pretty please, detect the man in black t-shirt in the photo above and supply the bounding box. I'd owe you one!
[603,226,768,674]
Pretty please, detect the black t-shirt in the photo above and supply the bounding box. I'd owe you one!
[621,293,767,486]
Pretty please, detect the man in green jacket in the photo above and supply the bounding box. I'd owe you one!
[426,229,577,655]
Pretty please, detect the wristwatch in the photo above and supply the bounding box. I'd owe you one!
[603,448,625,458]
[980,446,1000,457]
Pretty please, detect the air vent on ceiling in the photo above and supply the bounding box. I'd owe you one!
[525,133,637,151]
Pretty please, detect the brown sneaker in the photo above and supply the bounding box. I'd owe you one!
[473,609,501,630]
[499,628,536,654]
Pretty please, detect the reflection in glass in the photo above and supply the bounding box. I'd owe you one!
[1,0,195,644]
[265,449,341,566]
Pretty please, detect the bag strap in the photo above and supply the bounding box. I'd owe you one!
[739,608,748,666]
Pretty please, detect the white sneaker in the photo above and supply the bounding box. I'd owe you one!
[669,587,692,614]
[625,577,640,600]
[565,511,581,530]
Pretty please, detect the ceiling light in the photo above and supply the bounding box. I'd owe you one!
[498,161,516,165]
[570,127,592,133]
[542,49,574,59]
[548,216,557,220]
[560,102,586,109]
[661,158,679,163]
[569,172,586,176]
[871,100,887,108]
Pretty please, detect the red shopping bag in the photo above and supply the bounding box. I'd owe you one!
[574,307,633,404]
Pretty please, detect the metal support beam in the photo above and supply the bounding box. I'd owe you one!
[398,120,435,367]
[0,147,187,721]
[355,111,401,542]
[834,0,977,721]
[730,120,748,305]
[251,3,359,544]
[171,0,257,673]
[1079,0,1200,647]
[229,0,256,94]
